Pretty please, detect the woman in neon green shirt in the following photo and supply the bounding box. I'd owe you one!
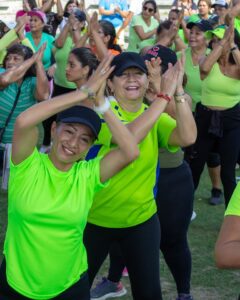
[81,52,196,300]
[189,22,240,207]
[0,55,139,300]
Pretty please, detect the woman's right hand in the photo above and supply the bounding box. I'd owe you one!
[84,54,115,94]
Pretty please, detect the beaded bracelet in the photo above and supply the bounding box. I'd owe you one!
[156,93,171,102]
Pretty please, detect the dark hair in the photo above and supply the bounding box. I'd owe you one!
[169,8,181,16]
[156,20,172,35]
[99,20,122,53]
[63,0,79,16]
[0,20,8,39]
[70,47,99,78]
[143,0,157,13]
[3,44,35,77]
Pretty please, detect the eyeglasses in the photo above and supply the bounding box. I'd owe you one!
[143,6,154,13]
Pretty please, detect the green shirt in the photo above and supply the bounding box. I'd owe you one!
[0,70,37,144]
[54,35,76,89]
[26,32,54,70]
[202,63,240,108]
[87,99,177,228]
[127,14,159,53]
[177,48,210,111]
[225,182,240,216]
[4,148,107,299]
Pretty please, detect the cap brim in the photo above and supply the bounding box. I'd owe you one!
[60,117,99,138]
[112,62,147,77]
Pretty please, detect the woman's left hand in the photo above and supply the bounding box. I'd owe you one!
[145,57,162,94]
[34,43,46,65]
[176,50,186,92]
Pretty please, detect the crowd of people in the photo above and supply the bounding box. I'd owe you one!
[0,0,240,299]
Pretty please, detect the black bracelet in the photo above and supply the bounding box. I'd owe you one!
[230,46,238,52]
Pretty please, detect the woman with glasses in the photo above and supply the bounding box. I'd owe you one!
[127,0,159,52]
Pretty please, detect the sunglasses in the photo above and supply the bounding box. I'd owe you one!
[143,6,154,13]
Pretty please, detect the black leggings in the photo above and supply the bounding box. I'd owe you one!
[84,214,162,300]
[156,161,193,294]
[42,84,76,146]
[108,162,193,295]
[0,259,90,300]
[188,103,240,206]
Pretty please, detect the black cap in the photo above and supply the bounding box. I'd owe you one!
[74,9,86,22]
[111,52,148,77]
[187,19,213,32]
[56,106,101,138]
[143,45,177,74]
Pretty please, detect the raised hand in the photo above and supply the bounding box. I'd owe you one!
[34,43,46,64]
[145,57,162,94]
[176,50,186,91]
[85,54,115,94]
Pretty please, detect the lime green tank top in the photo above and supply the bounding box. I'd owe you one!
[202,63,240,108]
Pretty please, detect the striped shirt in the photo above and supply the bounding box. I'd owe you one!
[0,68,36,144]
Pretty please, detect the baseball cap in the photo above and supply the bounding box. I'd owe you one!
[205,24,226,40]
[212,0,228,8]
[56,106,102,138]
[110,52,148,77]
[143,45,177,74]
[187,19,213,32]
[73,9,86,22]
[28,10,47,24]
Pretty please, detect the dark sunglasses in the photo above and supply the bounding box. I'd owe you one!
[143,6,154,13]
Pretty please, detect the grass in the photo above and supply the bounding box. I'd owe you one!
[1,167,240,300]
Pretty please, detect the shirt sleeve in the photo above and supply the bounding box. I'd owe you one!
[0,30,18,52]
[225,182,240,216]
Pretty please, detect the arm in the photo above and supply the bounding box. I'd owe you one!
[55,0,64,18]
[41,0,53,12]
[167,52,197,147]
[0,55,37,89]
[134,25,157,40]
[215,215,240,269]
[55,22,70,48]
[99,7,115,16]
[99,107,139,183]
[114,6,128,18]
[12,55,115,165]
[88,12,108,60]
[34,45,50,101]
[116,11,133,38]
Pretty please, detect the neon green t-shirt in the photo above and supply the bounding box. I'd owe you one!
[202,63,240,108]
[4,148,107,299]
[54,35,76,89]
[87,99,177,228]
[127,14,159,53]
[225,182,240,216]
[177,47,210,111]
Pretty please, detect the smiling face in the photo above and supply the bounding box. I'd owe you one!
[189,26,206,48]
[109,67,149,102]
[49,122,94,171]
[30,15,44,32]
